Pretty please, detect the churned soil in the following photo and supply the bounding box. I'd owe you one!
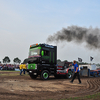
[0,71,100,100]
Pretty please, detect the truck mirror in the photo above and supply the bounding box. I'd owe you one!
[41,51,44,56]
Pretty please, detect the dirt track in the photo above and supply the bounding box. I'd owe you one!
[0,72,100,100]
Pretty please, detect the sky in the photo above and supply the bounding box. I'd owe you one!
[0,0,100,63]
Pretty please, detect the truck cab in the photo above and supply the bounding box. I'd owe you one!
[26,43,57,80]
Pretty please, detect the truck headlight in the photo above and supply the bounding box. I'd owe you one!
[29,71,32,73]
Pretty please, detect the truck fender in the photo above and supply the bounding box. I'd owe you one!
[42,68,50,73]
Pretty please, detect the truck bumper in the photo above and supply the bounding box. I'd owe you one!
[26,69,37,73]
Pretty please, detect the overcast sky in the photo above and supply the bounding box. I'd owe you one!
[0,0,100,63]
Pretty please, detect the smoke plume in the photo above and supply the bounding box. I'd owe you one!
[47,26,100,49]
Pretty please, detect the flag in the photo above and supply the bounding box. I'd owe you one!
[78,57,82,62]
[90,56,94,61]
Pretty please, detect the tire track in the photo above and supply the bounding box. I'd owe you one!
[72,78,100,95]
[64,78,100,97]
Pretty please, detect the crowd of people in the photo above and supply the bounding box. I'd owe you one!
[0,64,19,70]
[0,63,28,76]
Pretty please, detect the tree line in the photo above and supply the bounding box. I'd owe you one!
[1,57,97,65]
[57,59,89,65]
[2,56,21,64]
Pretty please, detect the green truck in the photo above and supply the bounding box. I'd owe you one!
[26,43,72,80]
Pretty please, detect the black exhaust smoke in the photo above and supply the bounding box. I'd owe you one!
[47,26,100,49]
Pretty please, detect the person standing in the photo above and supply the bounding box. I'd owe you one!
[23,64,27,74]
[0,64,2,70]
[19,63,23,75]
[69,60,81,84]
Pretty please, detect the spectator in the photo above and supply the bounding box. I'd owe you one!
[19,63,23,75]
[23,64,27,74]
[0,64,2,70]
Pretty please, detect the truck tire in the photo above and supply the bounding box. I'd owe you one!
[93,73,96,77]
[97,73,99,76]
[54,75,59,79]
[29,74,38,79]
[66,71,72,79]
[41,70,49,80]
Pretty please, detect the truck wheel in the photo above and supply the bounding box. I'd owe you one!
[66,71,72,79]
[41,70,49,80]
[54,75,59,79]
[93,73,96,77]
[29,74,38,79]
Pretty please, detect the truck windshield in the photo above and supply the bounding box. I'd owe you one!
[29,48,40,57]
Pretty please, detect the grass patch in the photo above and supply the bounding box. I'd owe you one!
[0,72,29,76]
[0,70,20,72]
[0,74,19,76]
[66,92,100,100]
[47,93,100,100]
[0,73,28,76]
